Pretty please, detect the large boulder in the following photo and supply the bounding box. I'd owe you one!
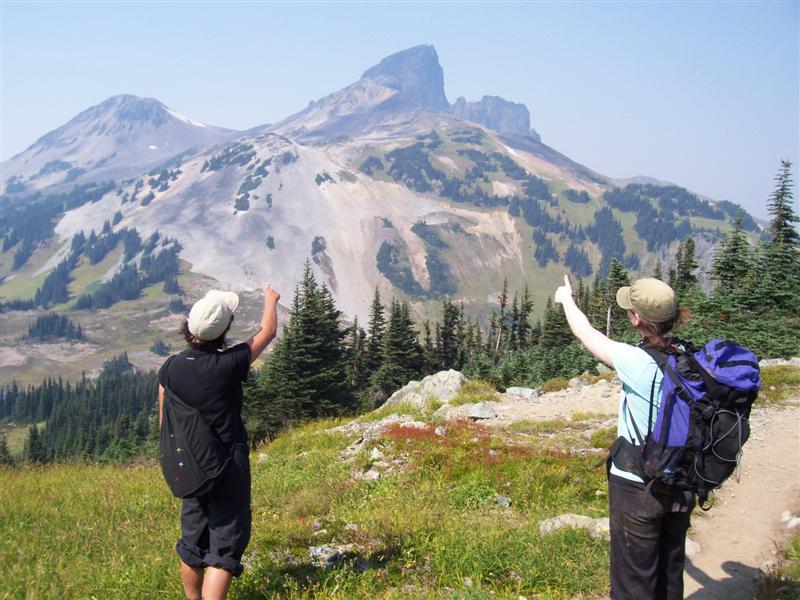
[382,369,466,409]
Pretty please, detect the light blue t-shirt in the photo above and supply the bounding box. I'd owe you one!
[610,342,664,483]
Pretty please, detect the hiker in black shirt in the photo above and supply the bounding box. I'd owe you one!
[158,285,279,600]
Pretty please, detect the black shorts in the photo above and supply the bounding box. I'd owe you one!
[176,444,251,576]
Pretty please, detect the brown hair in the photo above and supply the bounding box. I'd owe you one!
[179,318,231,352]
[635,307,691,351]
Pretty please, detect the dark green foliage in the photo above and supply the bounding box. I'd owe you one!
[564,189,591,204]
[163,275,181,294]
[314,172,335,186]
[376,241,425,297]
[34,256,77,307]
[311,236,327,255]
[0,435,12,465]
[25,424,46,463]
[533,230,559,267]
[139,192,155,207]
[564,243,592,277]
[65,168,86,182]
[585,207,626,275]
[27,313,84,341]
[362,287,386,377]
[234,194,250,212]
[449,128,486,144]
[369,299,424,400]
[411,221,448,248]
[246,263,354,443]
[673,237,699,298]
[149,339,170,356]
[605,259,631,337]
[358,156,385,176]
[1,182,114,270]
[75,236,180,310]
[426,249,457,297]
[384,143,445,193]
[201,143,256,172]
[5,175,26,193]
[147,167,181,192]
[266,236,275,250]
[168,298,187,313]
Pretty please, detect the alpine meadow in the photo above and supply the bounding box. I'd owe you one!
[1,23,799,600]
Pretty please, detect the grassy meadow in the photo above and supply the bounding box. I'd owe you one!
[0,418,610,599]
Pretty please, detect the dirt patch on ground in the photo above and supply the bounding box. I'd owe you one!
[0,346,26,367]
[25,342,99,363]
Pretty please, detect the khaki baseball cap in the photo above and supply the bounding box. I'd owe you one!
[616,278,677,323]
[187,290,239,341]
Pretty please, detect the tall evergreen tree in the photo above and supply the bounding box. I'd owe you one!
[761,159,800,312]
[0,434,12,465]
[25,424,46,463]
[605,259,630,337]
[674,237,699,296]
[363,287,386,374]
[370,299,423,401]
[711,215,753,297]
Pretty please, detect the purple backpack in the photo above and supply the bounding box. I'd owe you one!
[612,339,761,509]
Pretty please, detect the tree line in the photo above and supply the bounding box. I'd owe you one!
[2,161,796,462]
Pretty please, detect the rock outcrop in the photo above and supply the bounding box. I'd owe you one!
[451,95,541,140]
[361,44,450,111]
[382,369,466,409]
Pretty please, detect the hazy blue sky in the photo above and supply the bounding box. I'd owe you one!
[2,1,797,218]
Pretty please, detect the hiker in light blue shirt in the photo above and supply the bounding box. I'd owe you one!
[554,275,693,600]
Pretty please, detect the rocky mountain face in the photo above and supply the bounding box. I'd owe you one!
[361,44,450,112]
[451,95,540,140]
[1,45,753,329]
[1,95,239,195]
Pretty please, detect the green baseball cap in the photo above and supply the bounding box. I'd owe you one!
[615,278,677,323]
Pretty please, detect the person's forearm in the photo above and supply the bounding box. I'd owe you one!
[560,295,616,366]
[248,301,277,362]
[158,386,164,430]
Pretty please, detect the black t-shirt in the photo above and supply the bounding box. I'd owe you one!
[158,343,251,447]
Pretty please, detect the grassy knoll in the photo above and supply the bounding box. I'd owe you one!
[0,419,609,599]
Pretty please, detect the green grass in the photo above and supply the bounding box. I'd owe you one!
[753,531,800,599]
[759,366,800,406]
[0,237,62,301]
[508,419,570,435]
[449,380,499,407]
[1,421,45,454]
[67,245,123,298]
[0,419,611,599]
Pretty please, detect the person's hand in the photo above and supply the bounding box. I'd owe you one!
[554,274,573,305]
[264,283,280,305]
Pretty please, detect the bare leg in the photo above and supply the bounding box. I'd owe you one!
[180,559,204,600]
[202,567,233,600]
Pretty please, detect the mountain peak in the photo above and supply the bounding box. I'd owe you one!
[361,44,449,111]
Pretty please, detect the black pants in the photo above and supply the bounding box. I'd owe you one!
[609,474,694,600]
[176,444,252,576]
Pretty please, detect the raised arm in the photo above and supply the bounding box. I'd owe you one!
[247,284,280,363]
[554,274,617,367]
[158,384,165,430]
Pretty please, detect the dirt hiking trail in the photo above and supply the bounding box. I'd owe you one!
[682,398,800,599]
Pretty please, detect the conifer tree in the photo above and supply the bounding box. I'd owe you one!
[25,424,46,463]
[516,285,534,349]
[761,159,800,312]
[370,299,423,400]
[0,434,12,465]
[605,259,630,337]
[674,237,699,296]
[363,287,386,374]
[711,215,752,297]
